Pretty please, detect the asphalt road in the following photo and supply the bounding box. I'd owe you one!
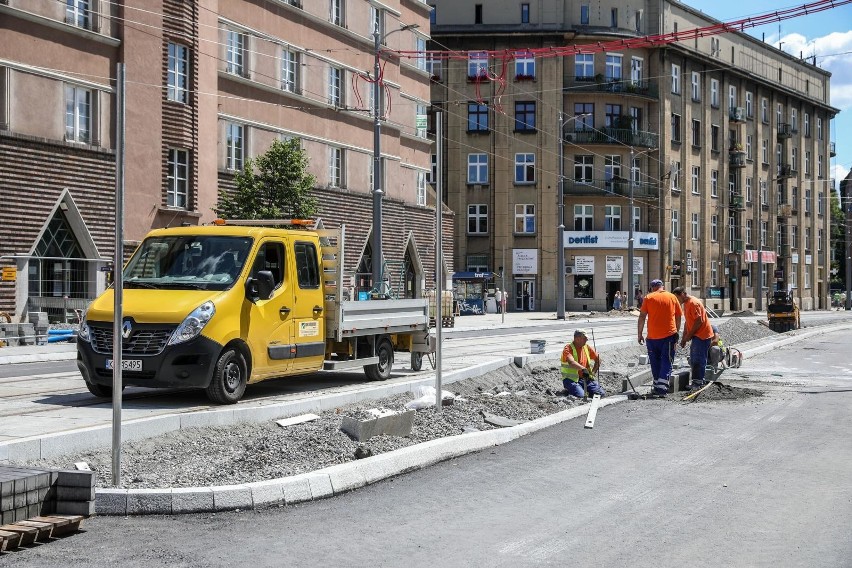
[3,327,850,567]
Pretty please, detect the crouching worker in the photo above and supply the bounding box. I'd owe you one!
[708,325,728,369]
[561,329,605,398]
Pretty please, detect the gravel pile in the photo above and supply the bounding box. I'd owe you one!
[714,318,776,345]
[686,382,763,402]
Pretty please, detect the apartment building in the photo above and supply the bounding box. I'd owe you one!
[0,0,440,321]
[430,0,836,312]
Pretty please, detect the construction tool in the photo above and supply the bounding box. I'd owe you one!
[624,373,642,400]
[584,394,602,428]
[682,380,716,401]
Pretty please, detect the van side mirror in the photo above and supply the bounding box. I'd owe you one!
[246,270,275,302]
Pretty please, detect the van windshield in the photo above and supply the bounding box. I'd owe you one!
[122,235,253,291]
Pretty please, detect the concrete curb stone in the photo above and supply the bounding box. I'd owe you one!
[172,487,214,514]
[246,479,284,508]
[211,484,252,512]
[95,488,128,516]
[304,473,333,501]
[127,488,172,515]
[280,474,312,505]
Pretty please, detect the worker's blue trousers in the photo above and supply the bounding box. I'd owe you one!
[563,378,605,398]
[689,337,713,386]
[646,334,677,394]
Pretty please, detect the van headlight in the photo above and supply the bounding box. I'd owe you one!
[169,301,215,346]
[77,310,91,343]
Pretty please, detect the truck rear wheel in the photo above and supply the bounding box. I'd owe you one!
[365,338,394,381]
[206,348,247,404]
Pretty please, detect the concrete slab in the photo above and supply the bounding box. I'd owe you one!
[127,489,172,515]
[211,485,252,512]
[172,487,214,514]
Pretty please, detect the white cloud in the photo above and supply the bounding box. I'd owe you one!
[833,164,850,185]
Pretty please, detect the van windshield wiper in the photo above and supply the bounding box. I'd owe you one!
[124,280,158,289]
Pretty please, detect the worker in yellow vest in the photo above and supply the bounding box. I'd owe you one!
[561,329,604,397]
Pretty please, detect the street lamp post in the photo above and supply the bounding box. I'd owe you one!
[372,23,418,291]
[557,112,566,319]
[627,147,635,309]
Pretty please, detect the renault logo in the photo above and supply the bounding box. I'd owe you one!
[122,320,133,340]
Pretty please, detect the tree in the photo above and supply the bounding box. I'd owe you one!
[216,139,318,220]
[829,189,846,288]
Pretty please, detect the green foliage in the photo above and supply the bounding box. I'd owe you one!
[829,191,845,285]
[216,139,318,220]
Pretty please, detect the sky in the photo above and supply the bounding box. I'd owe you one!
[686,0,852,195]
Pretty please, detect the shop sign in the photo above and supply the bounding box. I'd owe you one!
[564,231,659,250]
[1,267,16,281]
[605,255,623,279]
[574,256,595,275]
[512,249,538,274]
[743,250,777,263]
[633,257,643,275]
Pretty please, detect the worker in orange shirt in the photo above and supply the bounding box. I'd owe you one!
[637,279,682,397]
[672,286,715,389]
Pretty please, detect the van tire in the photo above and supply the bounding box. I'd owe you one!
[207,348,247,404]
[365,338,394,381]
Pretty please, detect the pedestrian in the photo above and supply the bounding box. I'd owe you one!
[634,288,643,309]
[637,279,682,397]
[561,329,605,398]
[672,286,714,389]
[613,291,622,311]
[495,288,503,313]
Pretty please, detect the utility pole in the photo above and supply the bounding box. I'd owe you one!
[557,112,566,319]
[756,180,764,311]
[627,146,635,308]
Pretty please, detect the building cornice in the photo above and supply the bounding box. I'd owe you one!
[0,4,121,47]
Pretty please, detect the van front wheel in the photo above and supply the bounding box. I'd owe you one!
[207,348,247,404]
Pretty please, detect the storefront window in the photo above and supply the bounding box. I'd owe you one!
[574,275,593,298]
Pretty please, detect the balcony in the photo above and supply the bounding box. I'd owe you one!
[567,178,658,199]
[778,164,793,179]
[566,78,659,99]
[730,195,745,210]
[830,141,836,157]
[729,151,746,168]
[731,239,744,253]
[564,128,659,148]
[779,244,791,257]
[777,123,792,140]
[729,107,746,123]
[778,204,793,217]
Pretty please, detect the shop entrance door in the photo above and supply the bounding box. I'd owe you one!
[606,280,621,311]
[514,280,535,311]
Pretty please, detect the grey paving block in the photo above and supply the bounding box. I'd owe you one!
[305,473,333,500]
[212,485,252,512]
[26,503,40,518]
[280,475,312,505]
[95,488,128,515]
[56,470,96,488]
[247,480,284,508]
[1,495,11,511]
[56,500,96,516]
[320,463,367,495]
[13,492,25,508]
[1,510,14,524]
[172,487,214,514]
[127,489,172,515]
[57,485,97,501]
[1,480,12,497]
[25,490,38,506]
[340,409,415,442]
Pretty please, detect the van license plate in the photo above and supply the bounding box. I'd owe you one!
[105,359,142,371]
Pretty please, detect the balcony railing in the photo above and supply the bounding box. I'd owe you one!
[564,128,658,148]
[778,203,793,217]
[729,151,746,168]
[730,195,745,210]
[729,107,746,122]
[732,239,744,253]
[566,78,659,99]
[567,178,658,199]
[779,244,791,257]
[778,164,793,178]
[830,141,836,157]
[777,123,792,139]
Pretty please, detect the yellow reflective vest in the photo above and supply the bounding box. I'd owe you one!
[561,343,592,382]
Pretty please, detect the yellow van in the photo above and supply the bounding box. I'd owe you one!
[77,223,432,403]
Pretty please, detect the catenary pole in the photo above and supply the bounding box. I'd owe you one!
[557,112,566,319]
[435,112,443,411]
[371,29,383,291]
[111,63,126,487]
[627,147,635,308]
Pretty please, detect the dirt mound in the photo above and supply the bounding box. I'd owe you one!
[685,382,763,402]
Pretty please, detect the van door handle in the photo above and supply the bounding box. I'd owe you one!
[280,307,291,316]
[313,305,323,314]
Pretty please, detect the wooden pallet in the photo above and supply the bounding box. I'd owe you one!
[0,515,84,551]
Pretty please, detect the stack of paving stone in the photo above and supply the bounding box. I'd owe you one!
[0,466,91,551]
[0,324,18,347]
[28,312,49,345]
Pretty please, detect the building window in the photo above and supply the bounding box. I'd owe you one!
[818,155,824,178]
[370,5,382,35]
[330,0,345,26]
[760,180,768,206]
[468,204,488,234]
[514,52,535,79]
[729,213,737,249]
[281,48,299,93]
[167,43,189,103]
[728,85,737,109]
[633,206,641,232]
[605,55,623,81]
[762,139,769,165]
[631,158,641,186]
[66,0,90,28]
[412,171,425,206]
[746,91,753,117]
[805,151,811,175]
[691,119,701,147]
[328,66,342,107]
[605,104,622,128]
[575,54,594,80]
[711,263,718,286]
[672,210,680,239]
[328,146,343,187]
[761,98,768,123]
[226,30,246,76]
[515,204,536,233]
[225,122,243,171]
[467,153,488,184]
[428,154,437,184]
[167,149,189,208]
[635,10,642,32]
[746,219,753,245]
[427,55,441,79]
[691,72,700,101]
[817,117,823,140]
[514,101,536,131]
[630,57,643,84]
[671,161,681,191]
[416,104,428,138]
[629,107,642,132]
[580,4,590,25]
[515,153,535,183]
[818,192,824,215]
[791,108,798,132]
[746,177,753,203]
[604,155,621,190]
[671,64,680,94]
[604,205,621,231]
[711,124,719,152]
[671,113,681,143]
[467,103,489,132]
[64,85,91,143]
[521,3,530,23]
[466,255,488,272]
[711,170,718,197]
[574,204,593,230]
[691,166,700,194]
[415,36,427,71]
[474,3,483,24]
[574,155,594,183]
[818,229,823,251]
[691,213,699,240]
[711,215,718,241]
[746,135,753,160]
[610,7,618,27]
[777,103,783,125]
[792,147,799,171]
[710,79,719,107]
[468,52,488,79]
[805,227,812,251]
[574,103,594,130]
[804,113,810,137]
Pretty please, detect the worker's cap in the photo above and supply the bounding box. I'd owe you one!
[650,279,664,289]
[574,329,588,338]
